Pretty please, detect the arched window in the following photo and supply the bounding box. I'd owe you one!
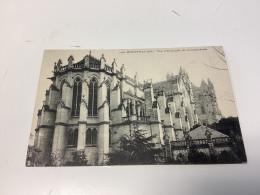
[60,80,67,101]
[71,77,82,116]
[86,128,98,146]
[126,106,129,116]
[68,129,74,145]
[109,129,112,145]
[86,128,92,145]
[68,129,78,146]
[130,102,133,115]
[88,77,98,116]
[175,112,181,118]
[106,82,111,117]
[73,129,78,146]
[92,128,97,145]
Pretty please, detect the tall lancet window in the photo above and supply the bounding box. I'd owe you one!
[106,81,111,117]
[88,77,98,116]
[60,80,67,101]
[71,77,82,116]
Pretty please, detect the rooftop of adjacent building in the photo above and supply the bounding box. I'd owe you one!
[180,125,229,140]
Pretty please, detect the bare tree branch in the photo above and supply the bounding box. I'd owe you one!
[202,62,228,70]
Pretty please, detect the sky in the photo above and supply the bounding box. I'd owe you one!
[30,46,238,140]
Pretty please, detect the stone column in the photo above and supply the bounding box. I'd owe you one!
[127,99,130,117]
[77,80,89,150]
[136,102,141,120]
[130,99,137,120]
[51,74,73,161]
[52,104,70,162]
[37,105,56,164]
[122,99,127,118]
[132,100,136,115]
[97,77,110,165]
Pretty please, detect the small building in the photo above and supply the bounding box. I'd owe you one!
[171,126,233,160]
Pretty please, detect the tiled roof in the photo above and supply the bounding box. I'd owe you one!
[74,59,84,66]
[180,125,228,140]
[89,55,101,65]
[74,55,101,66]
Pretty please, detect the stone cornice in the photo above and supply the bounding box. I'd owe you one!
[38,125,55,129]
[54,67,118,78]
[163,125,174,128]
[55,122,68,127]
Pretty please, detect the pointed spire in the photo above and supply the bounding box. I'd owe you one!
[89,50,91,56]
[84,54,89,68]
[111,58,117,73]
[68,55,74,62]
[120,64,125,77]
[112,58,117,66]
[201,79,207,86]
[166,73,171,81]
[207,78,213,86]
[68,55,74,68]
[100,54,106,62]
[179,67,183,75]
[134,72,138,84]
[54,62,57,72]
[57,59,62,71]
[100,54,106,69]
[57,59,62,66]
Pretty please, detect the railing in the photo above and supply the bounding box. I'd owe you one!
[122,117,130,122]
[59,65,68,72]
[172,137,230,148]
[126,75,136,83]
[73,64,84,69]
[89,64,100,69]
[212,137,230,144]
[122,115,150,122]
[139,116,150,121]
[105,65,113,72]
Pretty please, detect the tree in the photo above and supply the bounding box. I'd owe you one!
[217,150,240,164]
[64,150,88,166]
[45,150,89,166]
[187,145,210,164]
[208,117,247,162]
[174,153,188,164]
[107,130,163,165]
[26,146,41,167]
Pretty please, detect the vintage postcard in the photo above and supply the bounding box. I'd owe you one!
[26,47,247,166]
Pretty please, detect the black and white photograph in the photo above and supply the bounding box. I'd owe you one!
[26,47,247,166]
[2,0,260,194]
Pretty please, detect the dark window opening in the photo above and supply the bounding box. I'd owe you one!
[71,77,82,116]
[86,128,98,146]
[68,129,78,147]
[88,77,98,116]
